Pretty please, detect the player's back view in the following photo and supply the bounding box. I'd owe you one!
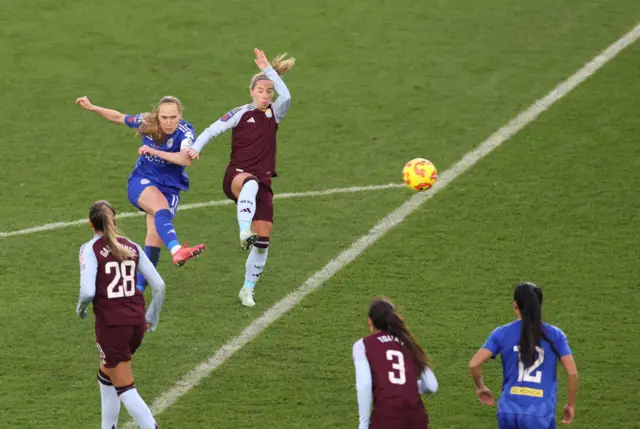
[469,282,579,429]
[77,200,165,429]
[353,298,438,429]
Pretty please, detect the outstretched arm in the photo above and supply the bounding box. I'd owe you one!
[254,49,291,123]
[75,96,126,124]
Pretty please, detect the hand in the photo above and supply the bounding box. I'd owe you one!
[560,404,575,424]
[77,306,88,319]
[75,96,95,111]
[187,148,200,160]
[145,322,152,332]
[475,386,495,406]
[254,48,270,71]
[139,146,156,156]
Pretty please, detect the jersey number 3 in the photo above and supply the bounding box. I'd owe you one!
[105,261,136,299]
[513,345,544,383]
[386,350,407,385]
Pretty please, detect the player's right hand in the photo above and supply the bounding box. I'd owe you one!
[186,148,199,160]
[475,386,495,406]
[75,96,95,111]
[560,404,575,424]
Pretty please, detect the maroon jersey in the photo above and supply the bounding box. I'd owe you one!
[89,236,146,326]
[363,332,424,411]
[229,105,278,178]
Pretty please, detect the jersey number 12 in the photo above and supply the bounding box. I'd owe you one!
[513,345,544,383]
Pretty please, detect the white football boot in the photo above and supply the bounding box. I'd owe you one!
[238,287,256,307]
[240,229,259,251]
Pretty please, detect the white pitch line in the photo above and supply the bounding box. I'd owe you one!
[0,183,404,239]
[121,22,640,427]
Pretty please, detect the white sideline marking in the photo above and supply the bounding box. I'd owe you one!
[121,22,640,427]
[0,183,404,239]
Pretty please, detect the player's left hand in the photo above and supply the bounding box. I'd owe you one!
[139,146,156,156]
[560,404,575,424]
[254,48,270,70]
[475,386,495,406]
[77,306,88,319]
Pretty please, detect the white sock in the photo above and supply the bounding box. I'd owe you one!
[117,386,157,429]
[98,372,120,429]
[244,244,268,289]
[237,180,259,231]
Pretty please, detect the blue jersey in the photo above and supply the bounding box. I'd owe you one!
[482,320,572,419]
[124,114,195,191]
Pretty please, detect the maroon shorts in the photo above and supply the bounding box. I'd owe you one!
[370,407,429,429]
[222,166,274,223]
[95,324,146,368]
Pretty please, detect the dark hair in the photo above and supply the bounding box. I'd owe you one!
[514,282,558,367]
[369,298,429,372]
[89,200,133,261]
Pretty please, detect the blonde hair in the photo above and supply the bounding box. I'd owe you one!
[250,53,296,89]
[89,201,134,261]
[136,96,183,144]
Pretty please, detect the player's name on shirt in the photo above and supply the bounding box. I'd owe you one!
[98,243,138,259]
[376,334,403,345]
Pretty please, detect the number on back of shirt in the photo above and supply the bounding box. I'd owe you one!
[513,345,544,383]
[105,261,136,299]
[386,350,407,385]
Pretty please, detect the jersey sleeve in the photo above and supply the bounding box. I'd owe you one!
[178,122,196,150]
[124,113,144,129]
[263,66,291,123]
[552,327,572,357]
[76,242,98,318]
[135,244,166,331]
[417,367,438,394]
[191,106,246,154]
[352,339,372,429]
[482,326,503,357]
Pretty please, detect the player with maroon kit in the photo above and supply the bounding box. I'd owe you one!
[352,298,439,429]
[187,48,295,307]
[76,200,165,429]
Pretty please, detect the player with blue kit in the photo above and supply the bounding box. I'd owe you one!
[469,282,579,428]
[76,95,206,291]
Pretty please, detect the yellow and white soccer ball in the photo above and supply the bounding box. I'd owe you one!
[402,158,437,191]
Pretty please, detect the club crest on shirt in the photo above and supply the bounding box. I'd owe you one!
[166,138,174,148]
[265,108,273,119]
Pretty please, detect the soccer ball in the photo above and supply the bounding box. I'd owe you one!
[402,158,437,191]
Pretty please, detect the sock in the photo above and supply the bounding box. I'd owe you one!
[116,384,157,429]
[237,178,259,232]
[136,246,161,292]
[98,369,120,429]
[244,237,269,289]
[154,209,181,254]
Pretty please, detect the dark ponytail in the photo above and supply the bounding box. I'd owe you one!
[369,298,429,372]
[515,282,544,368]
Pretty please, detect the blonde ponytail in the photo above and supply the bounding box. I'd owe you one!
[250,53,296,89]
[89,201,134,261]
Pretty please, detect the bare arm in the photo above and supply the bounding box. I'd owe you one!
[139,146,192,166]
[75,96,126,124]
[560,354,578,424]
[469,348,495,405]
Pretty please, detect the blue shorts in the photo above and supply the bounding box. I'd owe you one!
[497,412,555,429]
[127,175,181,215]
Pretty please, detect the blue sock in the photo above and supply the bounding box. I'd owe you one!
[243,279,256,290]
[136,246,160,292]
[154,209,180,252]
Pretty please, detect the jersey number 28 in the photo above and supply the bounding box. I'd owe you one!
[386,350,407,385]
[513,345,544,383]
[105,261,136,299]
